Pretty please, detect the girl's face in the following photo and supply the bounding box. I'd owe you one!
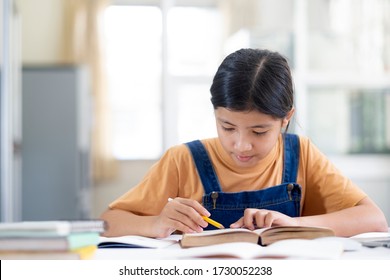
[215,107,294,168]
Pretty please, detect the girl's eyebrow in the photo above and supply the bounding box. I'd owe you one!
[217,118,272,129]
[218,118,236,126]
[250,124,273,129]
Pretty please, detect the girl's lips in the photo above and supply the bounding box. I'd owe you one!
[235,154,253,162]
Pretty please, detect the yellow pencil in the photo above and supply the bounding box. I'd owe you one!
[202,216,225,229]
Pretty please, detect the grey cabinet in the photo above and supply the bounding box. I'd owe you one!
[22,66,91,220]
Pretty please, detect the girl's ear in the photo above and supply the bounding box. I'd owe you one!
[282,107,295,128]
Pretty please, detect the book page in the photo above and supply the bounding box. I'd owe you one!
[350,231,390,247]
[0,220,106,236]
[350,231,390,240]
[98,235,178,249]
[183,228,262,237]
[176,239,344,259]
[181,226,330,238]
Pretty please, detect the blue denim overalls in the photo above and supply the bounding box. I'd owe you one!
[186,133,301,230]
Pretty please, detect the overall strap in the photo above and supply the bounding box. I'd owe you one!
[282,133,300,183]
[186,140,222,193]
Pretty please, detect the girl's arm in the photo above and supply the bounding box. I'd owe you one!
[100,197,210,238]
[297,197,388,236]
[231,197,388,236]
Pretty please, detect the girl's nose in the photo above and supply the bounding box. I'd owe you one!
[234,135,252,152]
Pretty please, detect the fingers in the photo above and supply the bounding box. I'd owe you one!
[230,209,290,230]
[162,198,209,234]
[169,199,208,230]
[251,210,275,228]
[263,211,275,228]
[230,217,244,229]
[171,197,210,217]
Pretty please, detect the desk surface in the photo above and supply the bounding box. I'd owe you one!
[93,235,390,260]
[94,245,390,260]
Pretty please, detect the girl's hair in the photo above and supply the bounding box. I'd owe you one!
[210,48,294,119]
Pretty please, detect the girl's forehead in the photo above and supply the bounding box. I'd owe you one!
[214,108,278,126]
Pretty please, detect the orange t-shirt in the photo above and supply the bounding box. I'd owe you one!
[109,134,366,217]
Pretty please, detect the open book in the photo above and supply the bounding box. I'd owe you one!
[180,226,335,248]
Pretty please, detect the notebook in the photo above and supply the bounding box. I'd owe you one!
[360,238,390,248]
[350,231,390,249]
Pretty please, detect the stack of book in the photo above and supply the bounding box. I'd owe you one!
[0,220,107,260]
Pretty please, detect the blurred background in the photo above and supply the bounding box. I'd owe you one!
[1,0,389,223]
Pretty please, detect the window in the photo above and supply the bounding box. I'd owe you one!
[104,6,163,159]
[104,0,390,160]
[304,0,390,154]
[103,2,221,160]
[307,88,390,154]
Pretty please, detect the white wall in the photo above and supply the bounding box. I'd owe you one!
[331,155,390,223]
[91,160,156,218]
[18,0,66,64]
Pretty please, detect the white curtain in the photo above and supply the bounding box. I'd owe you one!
[62,0,118,182]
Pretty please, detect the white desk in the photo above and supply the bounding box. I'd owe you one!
[93,236,390,260]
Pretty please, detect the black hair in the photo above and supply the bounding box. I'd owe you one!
[210,48,294,119]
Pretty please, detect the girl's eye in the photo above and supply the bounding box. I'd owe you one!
[253,131,267,136]
[222,126,234,132]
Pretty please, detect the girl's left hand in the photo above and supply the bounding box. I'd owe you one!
[230,208,299,230]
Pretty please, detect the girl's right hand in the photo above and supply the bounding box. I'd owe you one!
[151,197,210,238]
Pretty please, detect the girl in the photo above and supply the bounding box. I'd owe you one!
[100,48,388,238]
